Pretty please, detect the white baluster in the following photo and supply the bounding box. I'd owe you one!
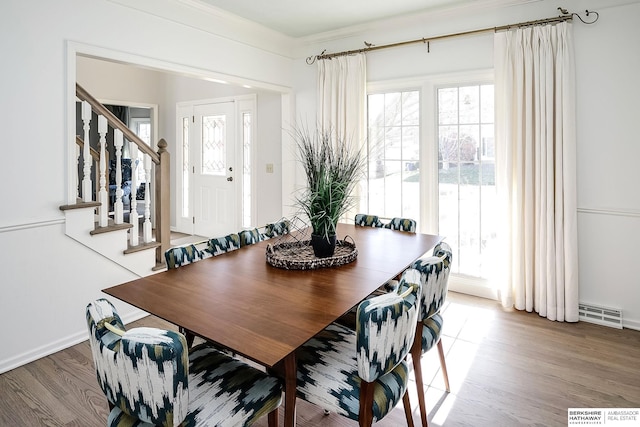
[143,154,152,243]
[113,129,124,224]
[98,115,108,227]
[75,143,80,200]
[81,101,92,202]
[129,144,139,247]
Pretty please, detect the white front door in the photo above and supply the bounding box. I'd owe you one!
[191,102,237,237]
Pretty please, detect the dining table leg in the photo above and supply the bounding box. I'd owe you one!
[283,353,297,427]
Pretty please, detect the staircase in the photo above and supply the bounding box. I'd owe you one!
[59,84,170,275]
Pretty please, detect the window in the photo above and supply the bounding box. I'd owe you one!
[366,91,420,221]
[241,112,252,228]
[437,84,496,278]
[181,117,190,217]
[130,118,151,184]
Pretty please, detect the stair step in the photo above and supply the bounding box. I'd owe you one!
[90,220,133,235]
[124,241,161,254]
[59,201,101,211]
[152,262,167,272]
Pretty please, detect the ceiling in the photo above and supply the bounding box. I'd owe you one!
[194,0,513,38]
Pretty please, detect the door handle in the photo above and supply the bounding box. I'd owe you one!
[227,176,233,182]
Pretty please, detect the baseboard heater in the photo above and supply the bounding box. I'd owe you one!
[578,302,623,329]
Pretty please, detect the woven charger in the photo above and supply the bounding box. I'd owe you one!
[266,237,357,270]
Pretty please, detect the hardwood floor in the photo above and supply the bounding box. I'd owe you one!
[1,292,638,426]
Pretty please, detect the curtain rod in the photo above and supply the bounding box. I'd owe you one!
[306,7,599,65]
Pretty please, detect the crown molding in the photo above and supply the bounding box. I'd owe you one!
[297,0,542,45]
[107,0,295,59]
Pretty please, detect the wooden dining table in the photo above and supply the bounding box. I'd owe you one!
[103,223,442,427]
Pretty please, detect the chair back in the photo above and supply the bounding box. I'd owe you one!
[411,242,453,321]
[384,217,417,233]
[238,228,263,246]
[85,299,189,426]
[355,268,422,382]
[165,244,205,269]
[354,213,383,228]
[206,233,241,256]
[264,220,291,238]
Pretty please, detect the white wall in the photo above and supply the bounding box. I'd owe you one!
[0,0,293,372]
[292,0,640,328]
[1,0,638,374]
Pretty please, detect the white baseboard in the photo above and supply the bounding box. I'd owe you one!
[0,309,149,374]
[622,317,640,331]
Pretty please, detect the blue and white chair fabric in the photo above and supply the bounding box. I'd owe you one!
[205,233,241,256]
[406,241,453,427]
[263,220,290,239]
[296,268,422,426]
[354,214,383,228]
[383,217,417,233]
[238,228,264,246]
[164,244,206,269]
[86,298,282,427]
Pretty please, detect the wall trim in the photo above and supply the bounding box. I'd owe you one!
[577,207,640,218]
[623,317,640,332]
[0,309,148,374]
[0,218,65,234]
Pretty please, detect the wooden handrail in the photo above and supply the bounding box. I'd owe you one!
[75,136,100,162]
[76,83,159,164]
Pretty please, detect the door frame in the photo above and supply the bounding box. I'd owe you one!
[175,95,257,235]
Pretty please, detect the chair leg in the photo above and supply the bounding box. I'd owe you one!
[179,327,195,348]
[267,407,278,427]
[437,339,450,393]
[402,390,415,427]
[411,347,428,427]
[358,380,375,427]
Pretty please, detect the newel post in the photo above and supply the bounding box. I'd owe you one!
[155,139,171,266]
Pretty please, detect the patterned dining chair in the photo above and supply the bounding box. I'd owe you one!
[384,217,417,233]
[380,217,417,293]
[238,228,264,246]
[164,243,211,346]
[264,219,291,239]
[354,213,383,228]
[164,244,206,269]
[408,241,453,427]
[296,268,422,427]
[86,298,282,427]
[205,233,241,256]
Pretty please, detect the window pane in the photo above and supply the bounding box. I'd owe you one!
[402,126,419,161]
[367,90,421,221]
[181,117,189,217]
[385,127,401,160]
[438,88,458,125]
[201,115,226,176]
[480,124,495,160]
[384,93,401,126]
[242,112,252,228]
[459,86,480,124]
[402,91,419,125]
[439,125,459,162]
[459,124,479,163]
[384,160,402,216]
[437,83,496,279]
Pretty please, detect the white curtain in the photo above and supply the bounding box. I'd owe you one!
[317,54,367,149]
[494,22,579,322]
[317,54,367,216]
